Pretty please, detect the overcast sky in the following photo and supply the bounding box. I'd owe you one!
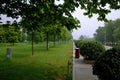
[72,9,120,40]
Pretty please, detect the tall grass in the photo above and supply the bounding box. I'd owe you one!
[0,42,73,80]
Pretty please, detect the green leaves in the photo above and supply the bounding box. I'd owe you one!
[76,0,120,21]
[61,16,80,30]
[93,48,120,80]
[1,0,120,35]
[75,40,105,60]
[94,19,120,43]
[0,25,5,43]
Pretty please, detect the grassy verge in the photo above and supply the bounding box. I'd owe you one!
[0,42,73,80]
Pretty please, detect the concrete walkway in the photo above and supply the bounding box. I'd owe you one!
[73,56,98,80]
[73,44,98,80]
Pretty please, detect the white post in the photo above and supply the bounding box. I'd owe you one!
[6,48,12,60]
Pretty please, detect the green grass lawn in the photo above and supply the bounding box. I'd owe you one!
[0,42,73,80]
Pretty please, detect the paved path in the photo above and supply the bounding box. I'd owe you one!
[73,56,98,80]
[72,43,98,80]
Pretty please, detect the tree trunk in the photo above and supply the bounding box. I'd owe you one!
[46,32,49,50]
[13,42,14,46]
[32,31,34,56]
[54,34,56,46]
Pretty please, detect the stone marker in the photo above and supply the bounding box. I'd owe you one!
[6,48,12,60]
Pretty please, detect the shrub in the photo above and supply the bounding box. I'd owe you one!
[93,48,120,80]
[74,40,87,48]
[75,40,105,60]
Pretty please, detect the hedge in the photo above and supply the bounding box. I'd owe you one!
[75,40,105,60]
[93,48,120,80]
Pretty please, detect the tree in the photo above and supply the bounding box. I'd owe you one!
[51,24,62,46]
[11,21,22,42]
[94,27,105,43]
[42,25,55,50]
[60,26,72,42]
[113,27,120,42]
[1,0,120,55]
[1,0,120,24]
[20,17,42,55]
[94,19,120,45]
[112,19,120,42]
[105,22,115,42]
[5,26,21,45]
[59,0,120,21]
[79,35,89,40]
[0,25,5,43]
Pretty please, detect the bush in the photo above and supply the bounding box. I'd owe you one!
[93,48,120,80]
[74,40,87,48]
[75,40,105,60]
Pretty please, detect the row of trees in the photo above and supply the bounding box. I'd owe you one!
[1,0,120,55]
[94,18,120,45]
[0,24,72,44]
[0,0,81,55]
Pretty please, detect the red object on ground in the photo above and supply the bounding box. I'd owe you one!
[75,48,80,58]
